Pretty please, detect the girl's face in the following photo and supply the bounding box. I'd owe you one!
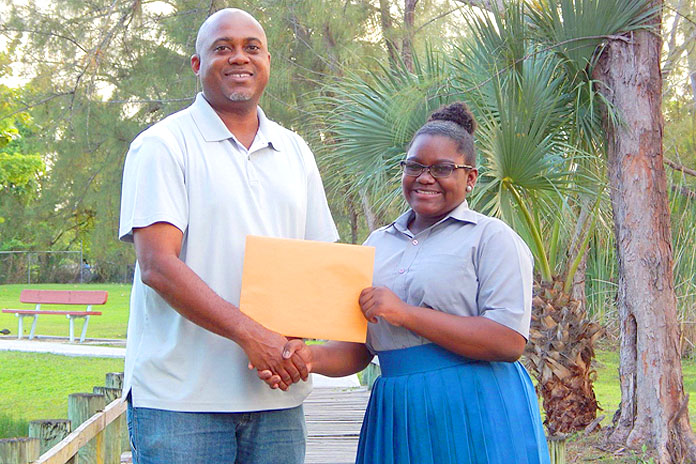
[402,134,477,231]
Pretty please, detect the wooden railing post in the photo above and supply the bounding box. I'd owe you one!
[104,373,128,454]
[0,437,40,464]
[361,362,381,390]
[547,435,566,464]
[93,387,121,464]
[36,399,126,464]
[28,420,72,455]
[68,393,105,464]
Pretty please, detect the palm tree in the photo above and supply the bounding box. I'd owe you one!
[314,0,656,440]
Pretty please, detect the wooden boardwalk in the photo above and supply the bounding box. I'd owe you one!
[120,386,370,464]
[304,387,371,464]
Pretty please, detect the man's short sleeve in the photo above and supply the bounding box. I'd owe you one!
[119,130,188,243]
[299,139,339,242]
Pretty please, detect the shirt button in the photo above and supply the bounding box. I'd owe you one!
[398,268,405,274]
[412,239,418,246]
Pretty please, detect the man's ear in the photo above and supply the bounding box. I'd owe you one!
[468,168,479,188]
[191,54,201,75]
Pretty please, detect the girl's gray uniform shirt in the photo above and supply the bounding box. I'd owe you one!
[364,201,533,354]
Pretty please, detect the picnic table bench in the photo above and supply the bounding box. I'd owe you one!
[2,289,107,343]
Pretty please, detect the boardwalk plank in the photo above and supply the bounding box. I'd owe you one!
[304,387,369,464]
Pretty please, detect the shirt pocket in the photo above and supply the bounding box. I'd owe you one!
[407,251,479,317]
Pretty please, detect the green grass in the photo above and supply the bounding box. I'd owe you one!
[592,348,696,430]
[2,281,696,456]
[593,349,625,424]
[0,283,131,339]
[0,413,29,440]
[0,351,124,438]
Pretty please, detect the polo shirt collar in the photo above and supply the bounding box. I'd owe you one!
[190,93,280,152]
[448,200,479,224]
[390,200,479,235]
[255,106,281,152]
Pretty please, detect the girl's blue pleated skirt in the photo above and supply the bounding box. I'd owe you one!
[355,343,550,464]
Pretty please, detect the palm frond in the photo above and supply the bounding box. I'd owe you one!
[527,0,657,78]
[315,48,453,217]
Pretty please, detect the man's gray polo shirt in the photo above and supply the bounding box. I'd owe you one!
[119,93,338,412]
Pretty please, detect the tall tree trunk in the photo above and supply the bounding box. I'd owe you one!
[688,52,696,109]
[402,0,419,71]
[661,0,684,80]
[347,194,360,244]
[594,2,696,461]
[360,189,381,232]
[379,0,400,68]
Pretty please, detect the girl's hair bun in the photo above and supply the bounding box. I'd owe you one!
[427,102,476,135]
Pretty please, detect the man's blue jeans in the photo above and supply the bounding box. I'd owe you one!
[127,399,306,464]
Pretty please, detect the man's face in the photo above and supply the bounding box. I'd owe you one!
[191,11,271,111]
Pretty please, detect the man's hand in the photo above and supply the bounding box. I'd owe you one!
[256,339,314,391]
[242,325,309,390]
[359,286,412,327]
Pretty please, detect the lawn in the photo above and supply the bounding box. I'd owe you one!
[2,282,696,462]
[0,283,131,340]
[0,351,124,438]
[592,348,696,430]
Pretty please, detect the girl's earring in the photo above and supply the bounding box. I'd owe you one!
[466,185,473,192]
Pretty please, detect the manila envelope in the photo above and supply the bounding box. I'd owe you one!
[239,236,375,343]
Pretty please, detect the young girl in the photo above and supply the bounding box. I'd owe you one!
[261,101,550,464]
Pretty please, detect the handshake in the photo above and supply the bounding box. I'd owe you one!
[248,338,314,391]
[245,285,409,391]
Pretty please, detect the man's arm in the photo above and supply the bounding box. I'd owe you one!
[133,222,307,385]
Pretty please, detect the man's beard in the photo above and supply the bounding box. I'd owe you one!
[226,91,252,102]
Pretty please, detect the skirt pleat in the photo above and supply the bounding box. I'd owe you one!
[355,344,550,464]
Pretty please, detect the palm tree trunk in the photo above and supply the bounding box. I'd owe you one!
[594,2,696,461]
[568,199,592,308]
[526,278,601,435]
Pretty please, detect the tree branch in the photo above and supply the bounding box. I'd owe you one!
[664,158,696,177]
[671,184,696,199]
[0,27,87,53]
[105,97,194,104]
[663,3,696,27]
[452,0,505,12]
[414,7,465,34]
[0,92,74,120]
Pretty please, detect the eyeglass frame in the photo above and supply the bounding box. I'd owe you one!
[399,160,476,178]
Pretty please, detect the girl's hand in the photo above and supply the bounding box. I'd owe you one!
[359,286,412,327]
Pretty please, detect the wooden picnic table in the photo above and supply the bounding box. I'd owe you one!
[2,289,107,343]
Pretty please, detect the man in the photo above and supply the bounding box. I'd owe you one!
[118,8,338,464]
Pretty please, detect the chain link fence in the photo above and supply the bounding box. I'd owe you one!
[0,252,136,284]
[0,251,85,284]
